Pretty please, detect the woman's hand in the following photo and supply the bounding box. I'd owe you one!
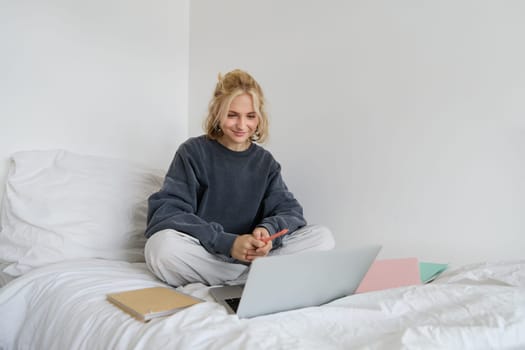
[252,226,270,241]
[252,227,273,260]
[230,228,272,262]
[231,234,264,262]
[251,227,273,258]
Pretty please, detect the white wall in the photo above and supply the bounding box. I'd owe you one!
[0,0,189,200]
[189,0,525,264]
[1,0,522,265]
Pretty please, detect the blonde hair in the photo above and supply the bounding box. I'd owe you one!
[204,69,269,143]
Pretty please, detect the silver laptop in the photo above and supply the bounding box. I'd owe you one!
[209,245,381,318]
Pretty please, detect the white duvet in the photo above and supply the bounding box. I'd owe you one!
[1,259,524,350]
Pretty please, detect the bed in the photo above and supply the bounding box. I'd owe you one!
[0,150,524,350]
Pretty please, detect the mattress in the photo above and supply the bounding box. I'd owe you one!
[1,258,524,350]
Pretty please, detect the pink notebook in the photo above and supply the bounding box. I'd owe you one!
[355,257,422,293]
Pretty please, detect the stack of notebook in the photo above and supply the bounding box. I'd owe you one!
[356,257,448,293]
[107,286,203,322]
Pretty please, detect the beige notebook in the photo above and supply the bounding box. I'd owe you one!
[107,286,203,322]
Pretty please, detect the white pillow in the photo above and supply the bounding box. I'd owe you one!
[0,150,164,276]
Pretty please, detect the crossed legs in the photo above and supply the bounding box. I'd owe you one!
[144,225,335,286]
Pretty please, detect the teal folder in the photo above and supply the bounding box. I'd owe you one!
[419,262,448,283]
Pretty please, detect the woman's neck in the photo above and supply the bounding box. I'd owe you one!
[217,137,251,152]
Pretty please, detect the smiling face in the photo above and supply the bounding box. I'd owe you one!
[217,93,259,152]
[204,70,269,144]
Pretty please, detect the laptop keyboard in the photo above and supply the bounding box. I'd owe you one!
[225,297,241,312]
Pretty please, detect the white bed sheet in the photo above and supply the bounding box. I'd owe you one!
[0,262,14,287]
[0,259,524,350]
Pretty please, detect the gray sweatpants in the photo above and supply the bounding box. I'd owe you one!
[145,225,335,286]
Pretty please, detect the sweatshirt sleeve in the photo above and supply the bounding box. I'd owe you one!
[145,146,237,256]
[258,163,307,249]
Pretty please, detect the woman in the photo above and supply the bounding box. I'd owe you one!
[145,69,334,286]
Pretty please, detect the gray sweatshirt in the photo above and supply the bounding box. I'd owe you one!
[145,135,306,256]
